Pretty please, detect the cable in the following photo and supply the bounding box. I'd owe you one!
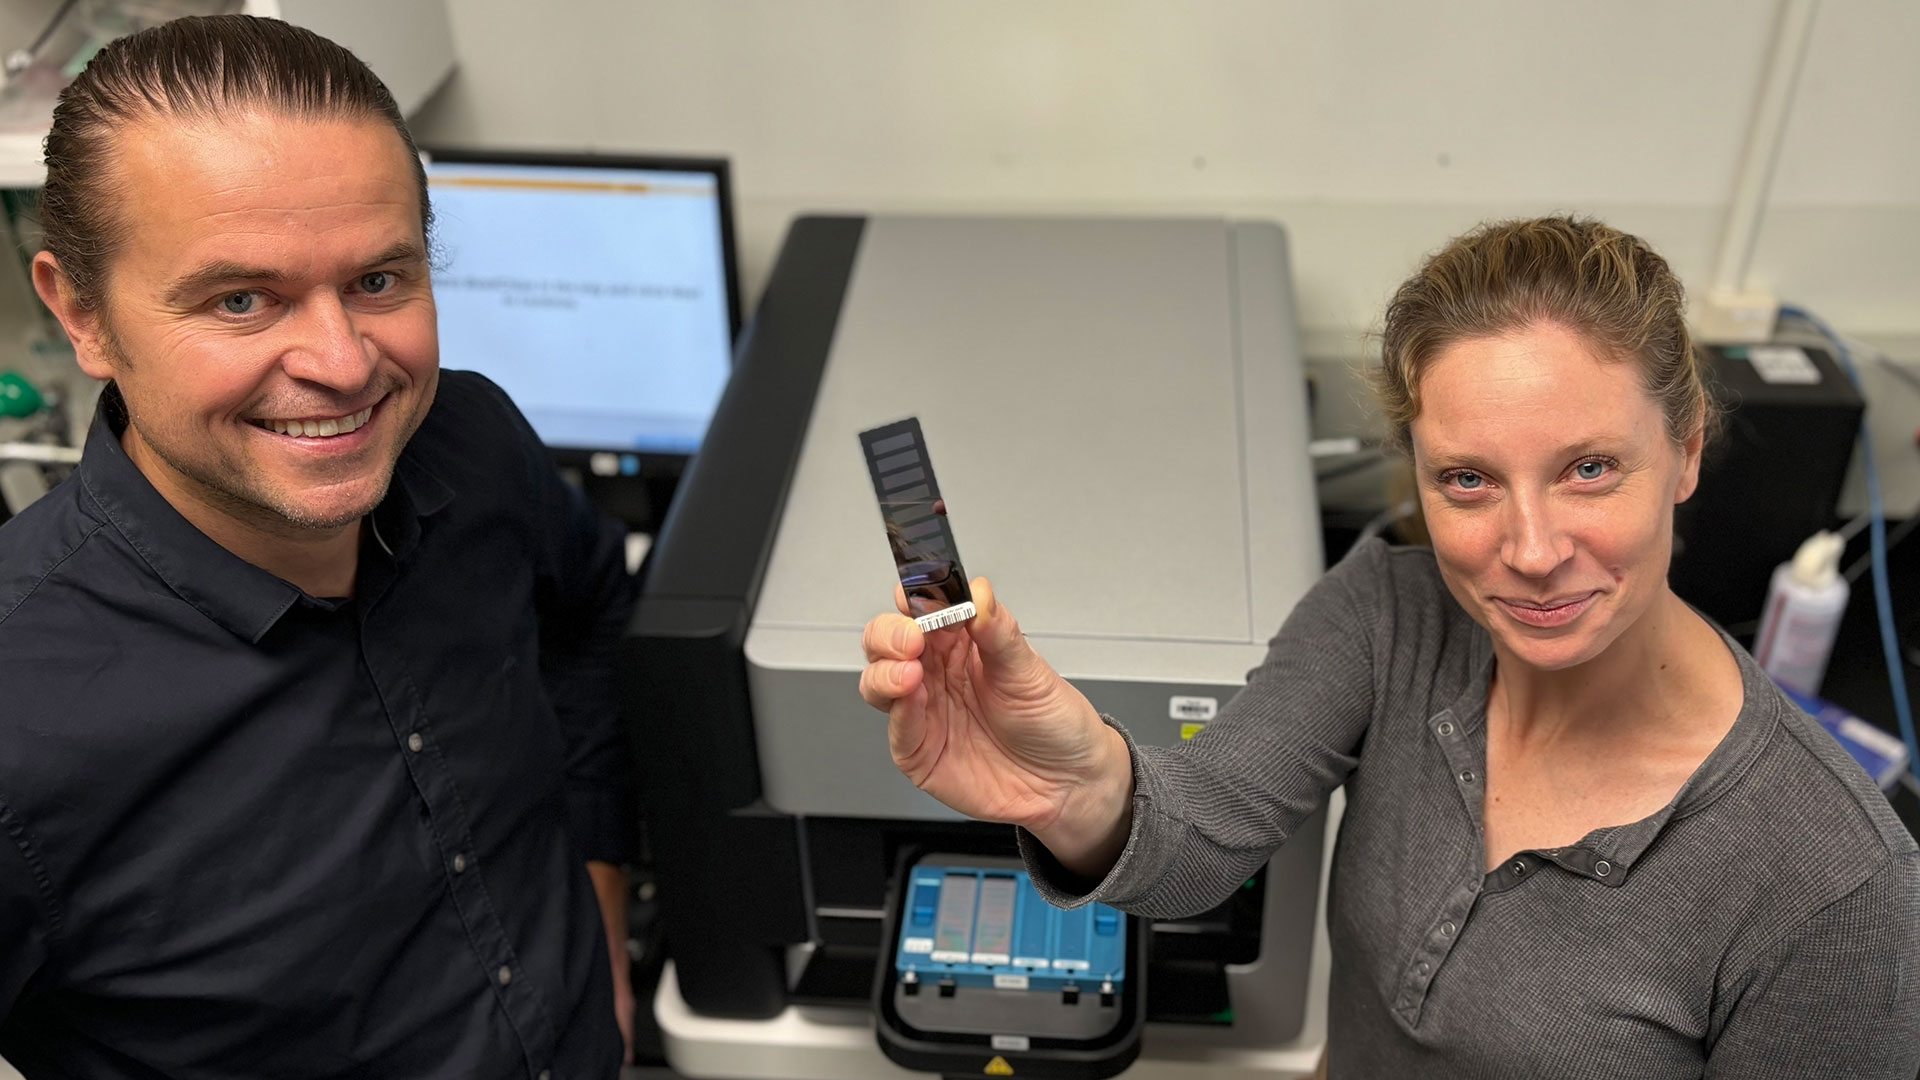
[1844,509,1920,585]
[1831,340,1920,582]
[1879,354,1920,397]
[1837,508,1872,542]
[5,0,82,75]
[1351,498,1417,553]
[1780,306,1920,787]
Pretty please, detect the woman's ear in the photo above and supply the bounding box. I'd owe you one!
[1674,401,1707,505]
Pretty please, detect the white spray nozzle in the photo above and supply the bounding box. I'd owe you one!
[1790,530,1845,588]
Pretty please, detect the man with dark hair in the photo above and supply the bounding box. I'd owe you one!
[0,15,638,1077]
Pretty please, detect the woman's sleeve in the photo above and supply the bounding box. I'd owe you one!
[1703,849,1920,1078]
[1019,540,1386,917]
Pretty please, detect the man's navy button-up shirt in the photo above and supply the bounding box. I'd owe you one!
[0,371,636,1078]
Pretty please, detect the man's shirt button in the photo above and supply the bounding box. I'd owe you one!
[453,854,469,874]
[498,966,513,986]
[407,733,424,753]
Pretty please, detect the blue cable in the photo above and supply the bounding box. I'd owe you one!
[1777,306,1920,786]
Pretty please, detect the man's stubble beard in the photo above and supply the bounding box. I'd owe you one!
[100,321,419,535]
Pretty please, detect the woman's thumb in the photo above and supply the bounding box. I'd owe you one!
[966,578,1048,685]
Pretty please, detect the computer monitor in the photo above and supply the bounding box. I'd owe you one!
[422,149,742,469]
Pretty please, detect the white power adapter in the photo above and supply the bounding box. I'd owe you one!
[1692,289,1780,345]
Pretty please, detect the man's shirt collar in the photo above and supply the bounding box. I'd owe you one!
[76,393,454,644]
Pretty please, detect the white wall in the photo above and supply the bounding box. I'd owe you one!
[410,0,1920,357]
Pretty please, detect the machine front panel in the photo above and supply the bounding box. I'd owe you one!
[887,857,1138,1052]
[749,661,1260,820]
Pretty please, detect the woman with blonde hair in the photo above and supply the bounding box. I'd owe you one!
[860,217,1920,1077]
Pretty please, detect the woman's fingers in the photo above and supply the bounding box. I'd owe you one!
[863,613,924,663]
[886,682,935,779]
[860,655,924,710]
[963,577,1051,690]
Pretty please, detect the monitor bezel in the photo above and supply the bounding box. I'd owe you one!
[419,146,744,470]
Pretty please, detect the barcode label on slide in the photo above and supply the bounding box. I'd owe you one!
[915,602,977,633]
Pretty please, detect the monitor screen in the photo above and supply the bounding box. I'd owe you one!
[424,154,739,456]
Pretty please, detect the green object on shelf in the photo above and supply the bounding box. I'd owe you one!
[0,371,45,418]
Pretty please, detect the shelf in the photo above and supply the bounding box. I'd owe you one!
[0,133,45,190]
[0,0,451,191]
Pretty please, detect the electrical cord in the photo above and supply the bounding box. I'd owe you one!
[1827,347,1919,583]
[1845,511,1920,585]
[1351,499,1418,552]
[1780,306,1920,787]
[1837,508,1872,542]
[1879,353,1920,397]
[5,0,82,75]
[1837,501,1920,585]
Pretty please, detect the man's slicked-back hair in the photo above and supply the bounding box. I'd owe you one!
[40,13,432,311]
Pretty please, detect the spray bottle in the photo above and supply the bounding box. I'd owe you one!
[1753,530,1849,696]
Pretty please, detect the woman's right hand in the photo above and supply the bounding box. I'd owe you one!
[859,578,1135,877]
